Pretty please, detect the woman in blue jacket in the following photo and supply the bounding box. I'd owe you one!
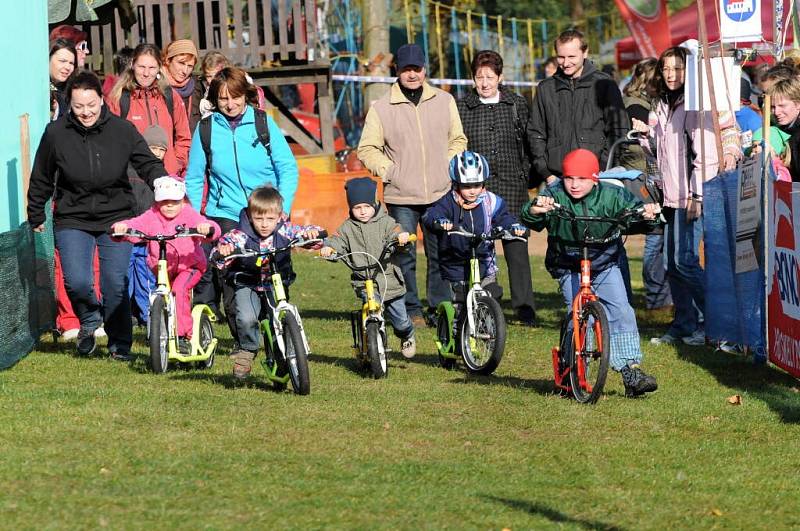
[184,66,298,331]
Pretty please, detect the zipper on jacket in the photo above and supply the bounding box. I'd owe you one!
[144,91,155,127]
[87,134,97,217]
[232,135,248,204]
[413,105,429,202]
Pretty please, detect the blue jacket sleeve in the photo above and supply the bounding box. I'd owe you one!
[489,194,518,230]
[185,126,207,211]
[266,115,299,214]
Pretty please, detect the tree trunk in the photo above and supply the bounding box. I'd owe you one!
[362,0,390,108]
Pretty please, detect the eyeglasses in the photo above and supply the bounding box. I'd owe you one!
[76,41,89,53]
[661,66,684,74]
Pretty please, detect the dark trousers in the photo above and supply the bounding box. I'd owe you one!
[55,228,133,354]
[499,237,536,313]
[387,204,450,316]
[193,216,240,337]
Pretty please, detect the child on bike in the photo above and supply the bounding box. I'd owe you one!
[112,176,220,353]
[422,150,526,301]
[213,186,321,379]
[521,148,659,397]
[319,177,416,358]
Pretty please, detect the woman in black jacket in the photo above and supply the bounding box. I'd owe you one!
[27,71,166,361]
[456,50,538,326]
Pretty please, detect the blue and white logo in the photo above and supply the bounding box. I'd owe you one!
[724,0,756,22]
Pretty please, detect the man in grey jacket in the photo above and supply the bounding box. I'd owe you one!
[357,44,467,326]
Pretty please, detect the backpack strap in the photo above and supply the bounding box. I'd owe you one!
[199,115,213,175]
[253,108,272,157]
[163,88,175,123]
[120,89,130,119]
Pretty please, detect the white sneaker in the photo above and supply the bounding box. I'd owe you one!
[682,330,706,346]
[400,335,416,359]
[60,328,79,341]
[650,333,678,345]
[94,327,107,338]
[717,341,742,354]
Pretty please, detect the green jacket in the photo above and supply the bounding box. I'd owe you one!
[521,182,656,278]
[324,204,406,301]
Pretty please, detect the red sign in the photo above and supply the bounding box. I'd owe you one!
[768,180,800,377]
[614,0,672,59]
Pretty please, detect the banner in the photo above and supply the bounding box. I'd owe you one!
[735,158,761,273]
[720,0,763,43]
[613,0,672,59]
[767,179,800,378]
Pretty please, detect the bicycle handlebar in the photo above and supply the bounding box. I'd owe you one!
[110,224,214,241]
[215,229,328,263]
[446,226,528,243]
[323,233,417,273]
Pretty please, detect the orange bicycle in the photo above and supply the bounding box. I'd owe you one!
[544,200,651,403]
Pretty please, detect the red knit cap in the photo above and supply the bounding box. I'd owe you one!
[562,149,600,182]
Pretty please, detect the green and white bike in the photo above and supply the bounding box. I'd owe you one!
[434,226,525,374]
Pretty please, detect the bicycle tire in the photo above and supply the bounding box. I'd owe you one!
[436,309,457,370]
[569,301,610,404]
[459,295,506,375]
[148,297,169,374]
[366,321,387,379]
[282,312,310,395]
[196,314,215,369]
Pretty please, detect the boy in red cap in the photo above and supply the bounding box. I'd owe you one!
[521,148,661,397]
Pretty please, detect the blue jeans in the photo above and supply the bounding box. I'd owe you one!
[387,204,450,316]
[232,286,274,352]
[663,208,705,337]
[128,243,155,325]
[642,232,672,310]
[559,265,643,371]
[55,228,133,354]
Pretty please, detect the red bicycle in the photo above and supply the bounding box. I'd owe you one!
[542,200,652,403]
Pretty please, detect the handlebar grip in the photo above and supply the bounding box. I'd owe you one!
[206,226,215,239]
[407,234,418,243]
[316,229,328,240]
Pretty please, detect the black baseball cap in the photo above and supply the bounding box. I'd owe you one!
[395,44,425,70]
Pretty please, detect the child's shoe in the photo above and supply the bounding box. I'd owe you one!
[400,335,416,359]
[232,349,256,380]
[620,363,658,398]
[178,337,192,354]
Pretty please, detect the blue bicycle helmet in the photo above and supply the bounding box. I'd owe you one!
[449,150,490,186]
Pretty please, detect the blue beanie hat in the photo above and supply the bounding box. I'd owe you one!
[345,177,378,209]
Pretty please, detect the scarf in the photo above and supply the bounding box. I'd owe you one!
[453,189,484,210]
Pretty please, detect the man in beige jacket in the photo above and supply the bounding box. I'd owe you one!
[358,43,467,326]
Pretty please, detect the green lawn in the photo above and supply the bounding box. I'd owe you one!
[2,252,799,530]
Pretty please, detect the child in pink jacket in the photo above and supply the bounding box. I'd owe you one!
[113,176,220,348]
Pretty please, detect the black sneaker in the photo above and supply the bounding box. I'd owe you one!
[178,337,192,354]
[109,350,135,362]
[516,306,539,327]
[76,328,97,356]
[621,364,658,397]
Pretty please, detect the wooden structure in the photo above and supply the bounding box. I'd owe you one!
[82,0,335,155]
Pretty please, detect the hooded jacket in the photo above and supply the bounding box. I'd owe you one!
[116,203,220,274]
[215,208,320,291]
[520,181,657,278]
[184,105,299,220]
[106,85,192,176]
[27,106,166,231]
[422,189,519,282]
[528,60,629,179]
[323,204,406,302]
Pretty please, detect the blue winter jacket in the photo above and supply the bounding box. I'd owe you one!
[185,106,299,221]
[422,190,519,282]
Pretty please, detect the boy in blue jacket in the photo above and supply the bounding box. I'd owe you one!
[422,150,526,300]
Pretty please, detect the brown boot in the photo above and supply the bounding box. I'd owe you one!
[232,349,256,380]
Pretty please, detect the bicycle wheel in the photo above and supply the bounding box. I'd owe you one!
[196,313,215,369]
[148,297,169,374]
[436,309,456,370]
[282,312,310,395]
[366,321,387,379]
[458,295,506,375]
[569,301,610,404]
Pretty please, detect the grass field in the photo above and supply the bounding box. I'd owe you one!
[2,251,800,530]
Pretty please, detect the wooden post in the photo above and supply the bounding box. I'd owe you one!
[696,0,724,166]
[19,114,30,209]
[363,0,390,108]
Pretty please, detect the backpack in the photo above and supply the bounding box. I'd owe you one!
[119,88,174,123]
[198,107,272,175]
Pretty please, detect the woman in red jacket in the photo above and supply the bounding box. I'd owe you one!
[106,43,191,176]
